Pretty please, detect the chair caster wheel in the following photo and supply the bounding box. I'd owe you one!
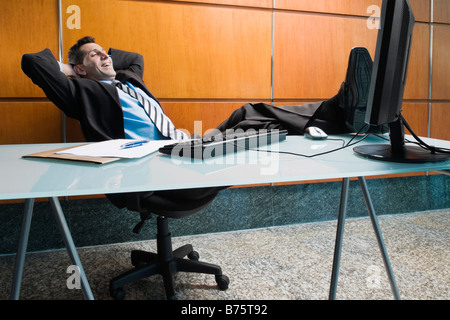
[110,287,126,300]
[188,251,200,261]
[215,274,230,291]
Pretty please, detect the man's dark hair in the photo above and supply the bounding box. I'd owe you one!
[68,36,96,65]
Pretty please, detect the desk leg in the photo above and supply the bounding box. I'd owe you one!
[358,177,400,300]
[329,177,401,300]
[10,198,35,300]
[48,197,94,300]
[329,178,349,300]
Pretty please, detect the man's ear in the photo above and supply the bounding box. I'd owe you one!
[73,64,87,77]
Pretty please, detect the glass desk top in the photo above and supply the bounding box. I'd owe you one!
[1,135,449,200]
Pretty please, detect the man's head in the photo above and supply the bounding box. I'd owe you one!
[68,36,116,81]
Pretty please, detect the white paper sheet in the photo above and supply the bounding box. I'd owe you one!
[56,139,176,159]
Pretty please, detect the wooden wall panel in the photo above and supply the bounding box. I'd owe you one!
[0,0,61,148]
[431,25,450,99]
[409,0,431,22]
[170,0,272,8]
[276,0,430,22]
[430,104,450,140]
[434,0,450,23]
[273,12,377,100]
[0,0,59,98]
[273,13,429,101]
[401,103,429,137]
[161,102,247,136]
[61,0,272,100]
[0,102,62,144]
[275,0,382,16]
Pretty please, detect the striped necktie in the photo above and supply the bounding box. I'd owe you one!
[115,81,189,140]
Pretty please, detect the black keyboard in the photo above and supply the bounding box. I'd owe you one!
[159,129,288,159]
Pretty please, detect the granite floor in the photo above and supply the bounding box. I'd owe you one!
[0,209,448,300]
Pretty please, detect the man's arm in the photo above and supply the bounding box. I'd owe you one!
[21,49,80,119]
[108,48,144,79]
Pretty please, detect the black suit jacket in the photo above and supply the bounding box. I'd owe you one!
[21,48,161,142]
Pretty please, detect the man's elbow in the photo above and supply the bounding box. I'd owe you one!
[21,53,34,74]
[21,49,46,72]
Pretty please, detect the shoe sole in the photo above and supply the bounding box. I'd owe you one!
[345,47,373,132]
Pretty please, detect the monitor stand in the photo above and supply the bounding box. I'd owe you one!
[354,118,450,163]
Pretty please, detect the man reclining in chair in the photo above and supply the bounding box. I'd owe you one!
[21,35,374,218]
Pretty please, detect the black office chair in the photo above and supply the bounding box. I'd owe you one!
[107,190,229,300]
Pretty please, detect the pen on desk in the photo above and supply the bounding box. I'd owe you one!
[120,140,149,149]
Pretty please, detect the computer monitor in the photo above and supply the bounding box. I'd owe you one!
[353,0,449,163]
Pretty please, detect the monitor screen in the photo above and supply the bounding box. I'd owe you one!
[353,0,449,163]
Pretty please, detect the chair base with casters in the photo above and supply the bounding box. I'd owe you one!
[108,190,230,300]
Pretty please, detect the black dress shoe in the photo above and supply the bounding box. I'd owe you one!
[340,47,374,133]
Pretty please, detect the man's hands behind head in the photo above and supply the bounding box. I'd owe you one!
[61,63,79,78]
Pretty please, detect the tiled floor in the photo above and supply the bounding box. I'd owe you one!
[0,209,448,300]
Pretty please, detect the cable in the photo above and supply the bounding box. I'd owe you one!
[233,116,450,159]
[401,114,450,154]
[234,125,371,159]
[368,115,450,155]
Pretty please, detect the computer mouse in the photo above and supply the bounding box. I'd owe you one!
[304,126,328,140]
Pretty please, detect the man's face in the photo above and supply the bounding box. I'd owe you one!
[75,43,116,81]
